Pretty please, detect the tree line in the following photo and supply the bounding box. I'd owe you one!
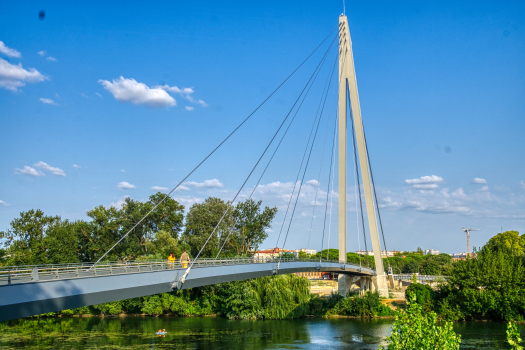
[0,193,277,266]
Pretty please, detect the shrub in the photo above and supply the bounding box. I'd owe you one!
[405,283,434,311]
[382,297,461,350]
[507,321,524,350]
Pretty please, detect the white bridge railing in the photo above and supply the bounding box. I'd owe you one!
[393,274,448,282]
[0,257,352,286]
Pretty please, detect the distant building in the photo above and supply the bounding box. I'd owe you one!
[451,252,471,261]
[299,248,316,255]
[254,247,297,259]
[355,250,400,257]
[424,249,440,255]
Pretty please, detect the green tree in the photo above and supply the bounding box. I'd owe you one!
[487,231,525,256]
[406,283,434,311]
[382,297,461,350]
[45,220,81,264]
[232,199,277,256]
[438,244,525,321]
[0,209,59,265]
[182,197,235,258]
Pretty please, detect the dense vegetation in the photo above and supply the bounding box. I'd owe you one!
[0,194,277,265]
[382,297,461,350]
[313,248,454,275]
[31,274,389,320]
[402,231,525,322]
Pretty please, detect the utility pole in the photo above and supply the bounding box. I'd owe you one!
[462,228,480,256]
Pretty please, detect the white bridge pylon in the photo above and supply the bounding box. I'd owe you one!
[337,15,389,297]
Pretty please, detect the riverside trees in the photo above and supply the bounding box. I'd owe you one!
[0,194,276,265]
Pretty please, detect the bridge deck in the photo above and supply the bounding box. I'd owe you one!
[0,258,375,322]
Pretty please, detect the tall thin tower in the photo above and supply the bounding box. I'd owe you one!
[338,14,389,297]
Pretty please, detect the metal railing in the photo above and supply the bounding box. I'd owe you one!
[393,274,448,282]
[0,257,360,286]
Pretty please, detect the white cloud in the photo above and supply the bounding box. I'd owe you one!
[0,41,21,58]
[158,84,207,107]
[173,196,202,208]
[185,106,194,111]
[0,58,46,91]
[120,169,126,173]
[472,178,487,184]
[98,76,176,107]
[151,186,169,192]
[306,180,319,186]
[405,175,444,185]
[15,165,44,177]
[175,185,190,192]
[479,185,489,192]
[46,56,57,62]
[197,99,208,107]
[520,180,525,190]
[34,161,66,176]
[95,92,102,97]
[185,179,224,189]
[0,200,11,206]
[80,93,88,98]
[117,181,136,190]
[39,97,57,105]
[37,51,45,56]
[109,195,130,209]
[72,164,81,169]
[411,184,439,190]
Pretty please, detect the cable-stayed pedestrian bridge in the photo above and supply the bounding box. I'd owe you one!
[0,258,375,322]
[1,14,399,322]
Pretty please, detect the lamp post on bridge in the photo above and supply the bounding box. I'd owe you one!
[337,14,389,297]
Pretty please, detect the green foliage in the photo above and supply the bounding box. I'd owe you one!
[437,244,525,321]
[507,321,524,350]
[232,199,277,256]
[0,209,60,265]
[411,273,417,284]
[328,292,392,317]
[487,231,525,256]
[182,197,235,258]
[381,297,461,350]
[406,283,434,311]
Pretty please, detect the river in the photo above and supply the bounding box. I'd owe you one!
[0,316,519,349]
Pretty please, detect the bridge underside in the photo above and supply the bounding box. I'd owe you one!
[0,261,374,322]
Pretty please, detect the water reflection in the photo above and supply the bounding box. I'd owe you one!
[0,317,520,349]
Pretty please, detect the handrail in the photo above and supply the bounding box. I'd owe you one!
[0,257,374,286]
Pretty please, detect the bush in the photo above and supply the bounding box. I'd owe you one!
[329,292,392,317]
[507,321,524,350]
[382,297,461,350]
[405,283,434,311]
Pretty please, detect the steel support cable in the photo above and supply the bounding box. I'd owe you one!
[91,28,338,266]
[273,40,338,251]
[280,53,338,257]
[188,39,335,268]
[213,37,338,260]
[185,36,338,274]
[306,50,339,250]
[214,37,338,260]
[347,86,370,267]
[319,110,338,264]
[326,111,338,262]
[362,122,391,270]
[351,111,363,269]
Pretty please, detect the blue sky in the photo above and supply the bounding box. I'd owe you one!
[1,0,524,255]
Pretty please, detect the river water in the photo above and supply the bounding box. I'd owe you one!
[0,316,520,349]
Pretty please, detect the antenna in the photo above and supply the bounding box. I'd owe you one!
[462,228,480,256]
[343,0,346,15]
